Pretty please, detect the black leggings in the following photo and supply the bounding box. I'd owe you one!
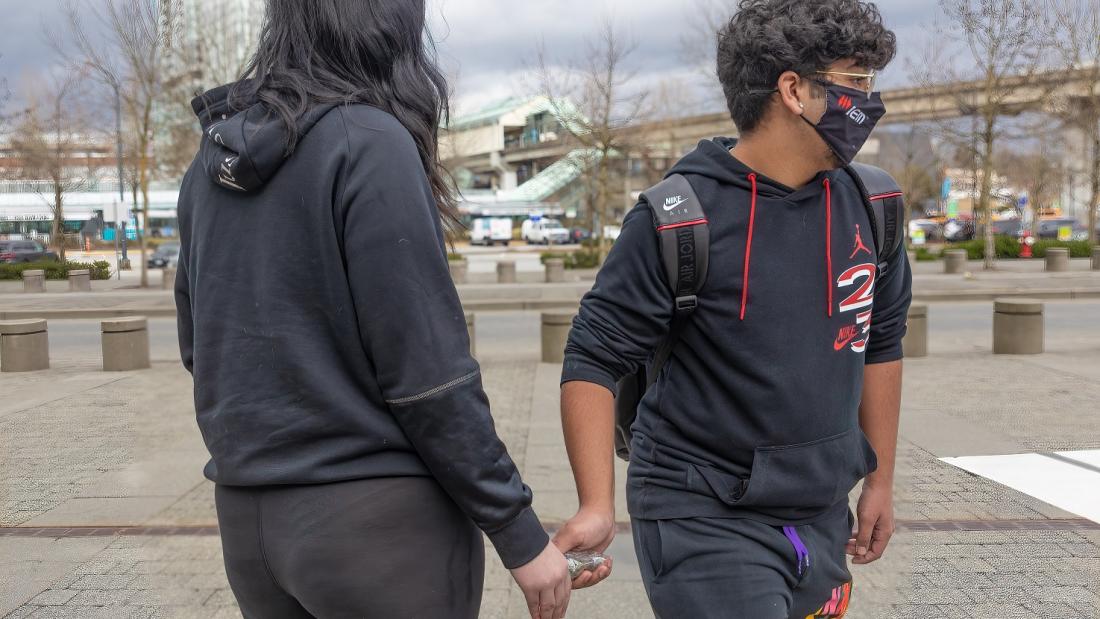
[215,477,485,619]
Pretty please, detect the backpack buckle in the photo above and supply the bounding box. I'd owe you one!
[675,295,698,312]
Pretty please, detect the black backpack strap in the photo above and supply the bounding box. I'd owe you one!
[845,163,906,273]
[639,174,709,385]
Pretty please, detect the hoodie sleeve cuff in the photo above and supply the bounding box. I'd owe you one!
[865,344,903,365]
[560,355,621,396]
[485,507,550,569]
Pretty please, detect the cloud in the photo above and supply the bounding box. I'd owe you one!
[430,0,934,112]
[1,0,930,115]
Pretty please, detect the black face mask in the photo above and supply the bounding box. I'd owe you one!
[802,81,886,167]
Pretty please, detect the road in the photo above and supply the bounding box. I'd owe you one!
[40,302,1098,365]
[45,319,182,362]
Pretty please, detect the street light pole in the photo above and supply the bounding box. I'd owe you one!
[113,79,124,280]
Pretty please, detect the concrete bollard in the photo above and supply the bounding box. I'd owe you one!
[449,260,468,285]
[0,319,50,372]
[545,258,566,283]
[465,312,476,357]
[68,269,92,292]
[101,317,151,371]
[541,312,576,364]
[944,250,967,275]
[162,267,177,291]
[1045,248,1070,273]
[497,260,517,284]
[993,299,1044,355]
[22,269,46,293]
[902,303,928,359]
[1093,247,1100,271]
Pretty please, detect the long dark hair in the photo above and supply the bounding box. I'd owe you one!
[233,0,460,231]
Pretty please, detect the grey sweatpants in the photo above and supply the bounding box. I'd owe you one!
[215,476,485,619]
[632,507,855,619]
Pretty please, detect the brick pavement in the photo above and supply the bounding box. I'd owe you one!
[2,307,1100,618]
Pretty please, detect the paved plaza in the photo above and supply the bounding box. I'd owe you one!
[1,296,1099,618]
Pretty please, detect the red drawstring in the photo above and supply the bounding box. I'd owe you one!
[824,178,833,318]
[741,173,758,321]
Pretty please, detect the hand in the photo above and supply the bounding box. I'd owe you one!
[848,478,895,565]
[552,508,616,589]
[510,542,571,619]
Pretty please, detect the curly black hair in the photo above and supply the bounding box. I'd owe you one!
[716,0,896,134]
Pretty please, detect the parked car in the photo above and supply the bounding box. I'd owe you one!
[569,227,592,244]
[1036,218,1088,242]
[522,218,570,245]
[0,240,59,264]
[987,218,1023,239]
[944,217,976,242]
[908,219,944,244]
[147,242,181,269]
[469,218,512,246]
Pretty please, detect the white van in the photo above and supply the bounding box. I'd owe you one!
[470,218,513,246]
[522,218,570,245]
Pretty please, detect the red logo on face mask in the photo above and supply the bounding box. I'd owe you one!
[837,95,853,111]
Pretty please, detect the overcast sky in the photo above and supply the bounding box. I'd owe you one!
[0,0,938,114]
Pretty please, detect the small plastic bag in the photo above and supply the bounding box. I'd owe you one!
[565,551,607,579]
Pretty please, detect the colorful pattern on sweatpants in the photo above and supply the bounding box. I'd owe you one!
[806,581,852,618]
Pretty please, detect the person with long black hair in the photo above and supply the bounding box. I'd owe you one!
[174,1,570,617]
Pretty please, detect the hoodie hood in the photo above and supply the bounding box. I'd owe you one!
[191,82,338,193]
[668,137,838,200]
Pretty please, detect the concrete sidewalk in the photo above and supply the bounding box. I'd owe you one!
[1,306,1099,618]
[3,264,1100,320]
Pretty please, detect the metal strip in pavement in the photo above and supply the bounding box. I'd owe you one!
[1042,451,1100,475]
[3,519,1098,539]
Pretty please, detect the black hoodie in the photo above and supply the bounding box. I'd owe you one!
[175,84,548,569]
[562,138,912,525]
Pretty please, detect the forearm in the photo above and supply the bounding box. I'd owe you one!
[561,381,616,514]
[859,360,903,487]
[390,379,548,569]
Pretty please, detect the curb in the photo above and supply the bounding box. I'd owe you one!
[0,308,178,320]
[2,288,1098,320]
[912,289,1100,302]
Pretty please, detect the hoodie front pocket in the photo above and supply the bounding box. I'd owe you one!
[695,429,876,512]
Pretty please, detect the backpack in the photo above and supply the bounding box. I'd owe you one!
[612,163,906,460]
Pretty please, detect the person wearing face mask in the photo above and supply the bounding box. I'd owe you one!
[549,1,912,617]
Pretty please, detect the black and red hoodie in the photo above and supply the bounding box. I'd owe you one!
[561,137,913,525]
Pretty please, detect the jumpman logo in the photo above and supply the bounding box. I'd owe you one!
[849,225,871,259]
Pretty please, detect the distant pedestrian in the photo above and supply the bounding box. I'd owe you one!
[554,1,912,617]
[174,1,569,617]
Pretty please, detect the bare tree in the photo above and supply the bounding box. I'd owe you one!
[878,126,942,217]
[59,0,184,287]
[181,0,260,86]
[1048,0,1100,244]
[10,70,90,262]
[999,141,1065,226]
[0,53,10,130]
[915,0,1049,269]
[157,0,261,181]
[534,18,648,262]
[678,0,728,113]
